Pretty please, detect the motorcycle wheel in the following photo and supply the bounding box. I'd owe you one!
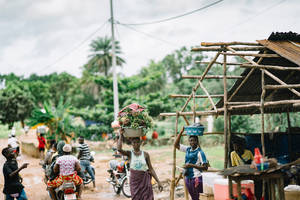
[121,177,131,198]
[113,184,121,194]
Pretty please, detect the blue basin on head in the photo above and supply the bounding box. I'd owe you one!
[184,125,204,136]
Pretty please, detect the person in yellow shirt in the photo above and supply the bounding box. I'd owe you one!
[230,136,253,166]
[230,136,266,200]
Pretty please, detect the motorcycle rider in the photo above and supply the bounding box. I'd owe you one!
[77,136,95,188]
[47,144,83,200]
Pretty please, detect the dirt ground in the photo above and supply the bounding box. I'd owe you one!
[0,131,182,200]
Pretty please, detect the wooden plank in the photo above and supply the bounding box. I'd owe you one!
[221,52,280,57]
[182,75,244,79]
[201,41,261,46]
[257,39,300,66]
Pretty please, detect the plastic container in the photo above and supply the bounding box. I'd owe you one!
[255,162,269,171]
[184,125,204,136]
[214,178,254,200]
[123,127,145,137]
[285,185,300,200]
[254,148,262,164]
[202,172,223,193]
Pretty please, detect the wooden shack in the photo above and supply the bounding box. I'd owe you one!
[160,32,300,200]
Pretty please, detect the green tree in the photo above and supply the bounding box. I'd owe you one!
[87,36,125,76]
[0,83,34,129]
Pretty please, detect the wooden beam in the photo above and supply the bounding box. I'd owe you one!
[195,61,248,65]
[182,75,244,79]
[201,41,261,46]
[265,84,300,89]
[221,52,280,58]
[226,46,265,101]
[240,64,300,71]
[192,46,266,52]
[226,101,260,105]
[160,109,224,117]
[199,81,217,112]
[169,94,224,98]
[264,69,300,97]
[228,99,300,110]
[180,52,220,112]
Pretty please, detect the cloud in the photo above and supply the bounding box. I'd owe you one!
[0,0,299,78]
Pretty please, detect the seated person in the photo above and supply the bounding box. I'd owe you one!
[230,136,267,200]
[47,144,83,200]
[230,136,253,166]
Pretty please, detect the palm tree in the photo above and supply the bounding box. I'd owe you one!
[87,36,125,76]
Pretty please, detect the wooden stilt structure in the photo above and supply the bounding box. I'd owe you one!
[161,37,300,199]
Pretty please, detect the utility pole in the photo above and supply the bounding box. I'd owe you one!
[110,0,119,120]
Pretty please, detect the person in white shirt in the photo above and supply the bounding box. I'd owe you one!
[8,133,20,156]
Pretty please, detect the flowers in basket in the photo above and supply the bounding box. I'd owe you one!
[118,103,153,131]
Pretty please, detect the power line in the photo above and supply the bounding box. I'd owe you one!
[117,22,179,47]
[117,0,224,26]
[38,20,109,73]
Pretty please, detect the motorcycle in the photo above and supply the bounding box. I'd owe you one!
[53,181,78,200]
[107,149,131,198]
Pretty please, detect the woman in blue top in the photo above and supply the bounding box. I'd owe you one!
[175,131,208,200]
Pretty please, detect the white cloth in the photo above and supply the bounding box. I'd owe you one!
[8,137,19,148]
[56,155,79,176]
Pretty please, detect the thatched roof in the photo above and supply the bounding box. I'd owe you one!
[216,32,300,115]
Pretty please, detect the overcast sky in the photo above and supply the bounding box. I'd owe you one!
[0,0,299,78]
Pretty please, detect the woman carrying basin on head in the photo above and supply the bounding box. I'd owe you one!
[117,129,163,200]
[174,130,209,200]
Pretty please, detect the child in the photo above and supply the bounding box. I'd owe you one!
[2,147,29,200]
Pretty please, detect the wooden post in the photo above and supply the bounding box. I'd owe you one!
[261,69,266,157]
[223,51,229,169]
[278,176,286,200]
[228,113,233,199]
[237,180,242,200]
[287,112,292,162]
[170,112,179,200]
[193,89,196,123]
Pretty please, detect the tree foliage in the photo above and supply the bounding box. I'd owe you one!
[0,83,34,129]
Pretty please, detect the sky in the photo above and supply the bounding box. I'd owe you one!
[0,0,299,78]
